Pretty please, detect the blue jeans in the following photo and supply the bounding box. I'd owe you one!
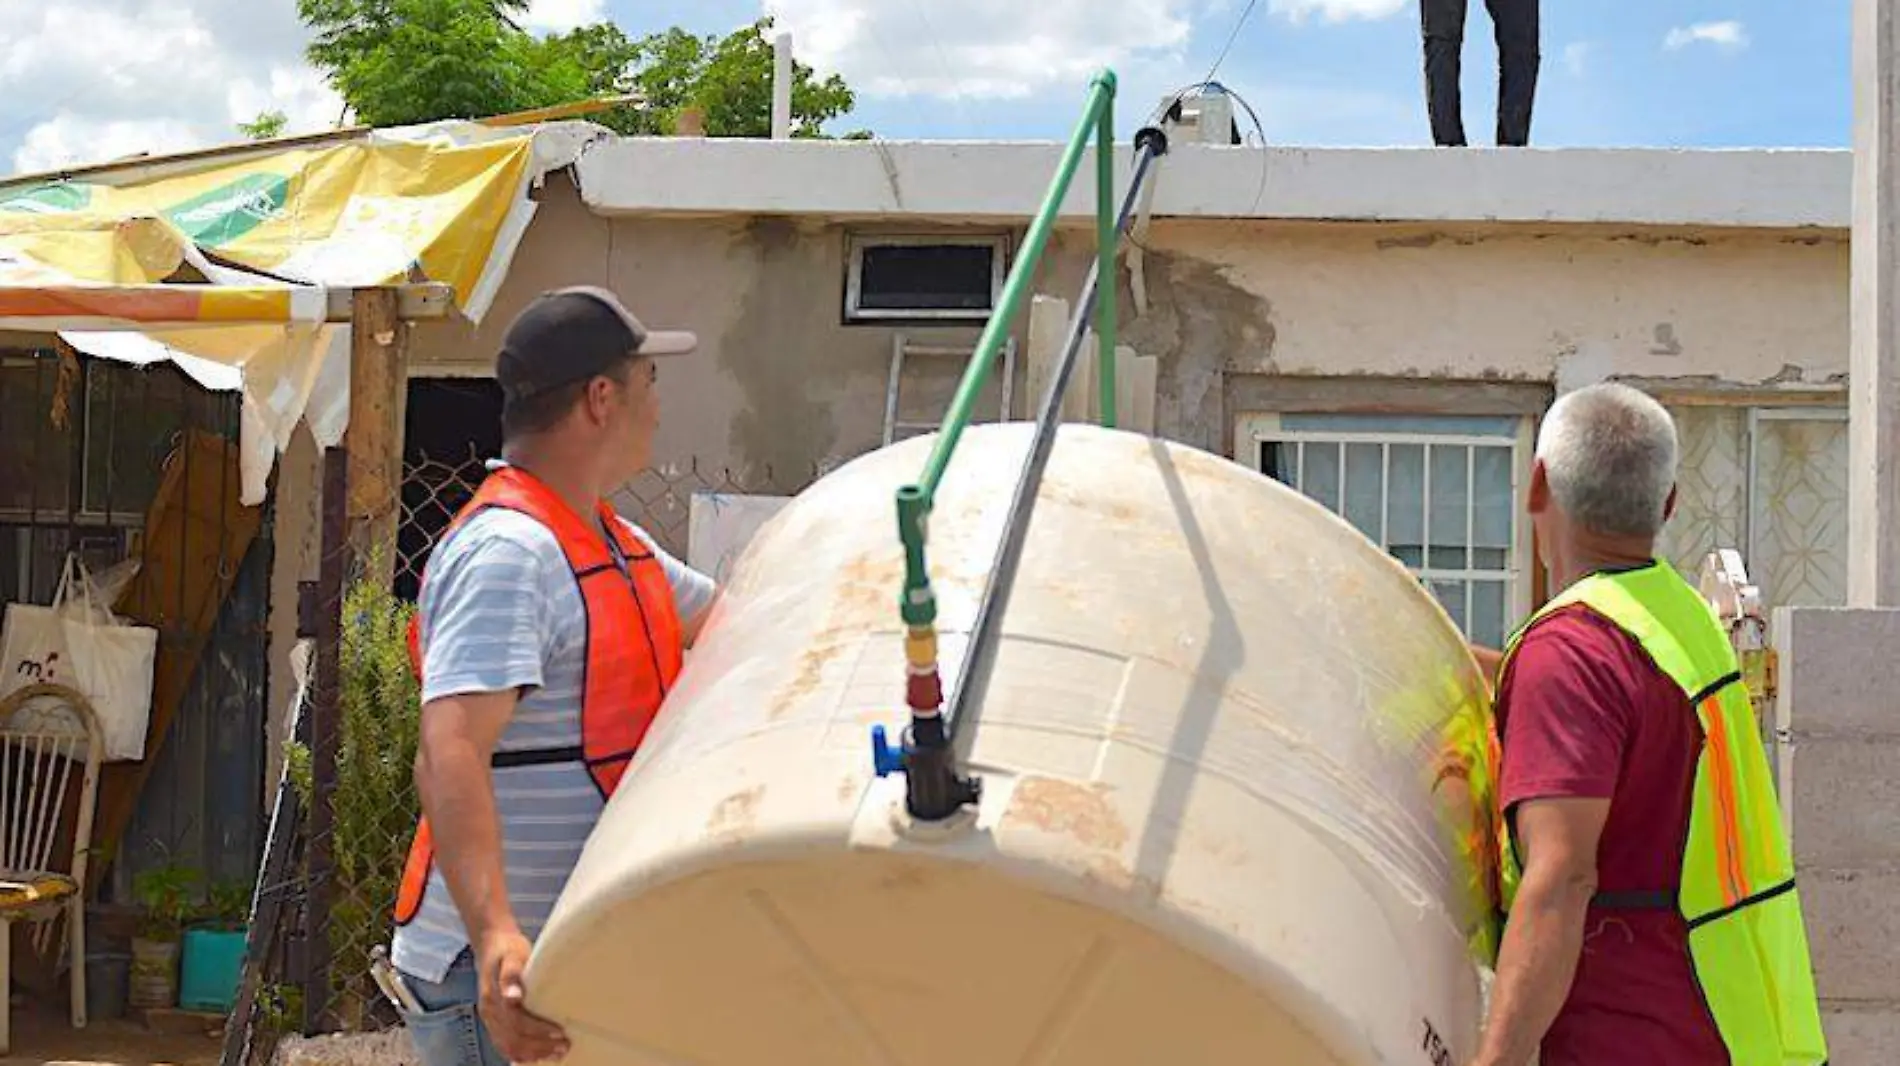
[399,951,507,1066]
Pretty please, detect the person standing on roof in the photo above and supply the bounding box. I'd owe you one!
[388,286,719,1066]
[1421,0,1540,146]
[1468,383,1826,1066]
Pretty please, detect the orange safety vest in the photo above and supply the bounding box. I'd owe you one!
[393,466,684,926]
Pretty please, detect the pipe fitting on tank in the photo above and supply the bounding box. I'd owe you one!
[868,719,982,820]
[899,712,982,821]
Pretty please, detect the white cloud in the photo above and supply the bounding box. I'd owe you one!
[763,0,1196,100]
[1664,20,1749,52]
[1269,0,1409,24]
[0,0,342,176]
[13,117,206,176]
[522,0,606,34]
[1562,42,1591,78]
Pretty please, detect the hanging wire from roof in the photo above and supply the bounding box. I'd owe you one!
[904,0,960,98]
[1202,0,1264,87]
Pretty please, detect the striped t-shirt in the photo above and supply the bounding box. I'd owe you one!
[389,503,715,984]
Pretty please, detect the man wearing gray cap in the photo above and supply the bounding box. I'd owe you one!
[388,286,719,1066]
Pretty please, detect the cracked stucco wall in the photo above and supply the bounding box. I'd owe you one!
[1020,218,1847,456]
[407,178,1850,477]
[410,173,1020,481]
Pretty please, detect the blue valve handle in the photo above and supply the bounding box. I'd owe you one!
[870,725,907,777]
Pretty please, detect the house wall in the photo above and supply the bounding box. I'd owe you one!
[410,174,1031,481]
[304,178,1853,717]
[409,176,1851,474]
[263,423,320,782]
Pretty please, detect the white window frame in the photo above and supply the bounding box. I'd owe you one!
[844,233,1008,323]
[1238,411,1537,642]
[1744,405,1849,587]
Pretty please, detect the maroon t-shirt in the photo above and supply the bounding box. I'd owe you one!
[1496,602,1729,1066]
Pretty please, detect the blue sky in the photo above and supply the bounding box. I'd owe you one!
[652,0,1850,148]
[0,0,1854,176]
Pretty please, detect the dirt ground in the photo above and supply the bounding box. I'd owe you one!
[0,1005,219,1066]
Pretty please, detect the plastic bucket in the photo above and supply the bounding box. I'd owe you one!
[85,951,130,1020]
[178,927,247,1013]
[129,936,179,1010]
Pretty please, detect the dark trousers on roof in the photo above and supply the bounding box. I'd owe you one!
[1421,0,1540,147]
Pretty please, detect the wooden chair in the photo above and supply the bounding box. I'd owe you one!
[0,683,105,1053]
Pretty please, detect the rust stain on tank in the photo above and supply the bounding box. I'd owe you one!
[1007,778,1129,852]
[1082,855,1161,902]
[775,642,836,718]
[836,774,863,804]
[707,785,766,838]
[772,546,906,717]
[1039,480,1139,524]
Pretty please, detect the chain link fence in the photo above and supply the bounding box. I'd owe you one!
[395,447,820,597]
[285,448,821,1036]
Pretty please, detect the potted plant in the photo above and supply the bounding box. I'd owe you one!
[130,865,200,1010]
[179,878,251,1013]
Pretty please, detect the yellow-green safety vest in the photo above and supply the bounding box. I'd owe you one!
[1493,561,1828,1066]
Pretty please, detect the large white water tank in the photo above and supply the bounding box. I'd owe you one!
[527,423,1498,1066]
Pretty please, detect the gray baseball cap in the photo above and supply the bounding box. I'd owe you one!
[495,285,696,400]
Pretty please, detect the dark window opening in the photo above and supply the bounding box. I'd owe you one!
[397,378,503,602]
[0,352,235,604]
[850,240,1002,319]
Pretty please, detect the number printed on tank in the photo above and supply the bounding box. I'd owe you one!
[1420,1018,1453,1066]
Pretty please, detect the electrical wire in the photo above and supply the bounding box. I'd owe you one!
[1202,0,1264,88]
[1139,79,1274,226]
[905,0,960,98]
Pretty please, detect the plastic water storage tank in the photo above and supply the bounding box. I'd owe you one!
[527,423,1499,1066]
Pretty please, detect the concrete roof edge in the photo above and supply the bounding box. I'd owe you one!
[574,137,1851,230]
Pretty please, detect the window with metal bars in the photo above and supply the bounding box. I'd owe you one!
[1242,412,1534,648]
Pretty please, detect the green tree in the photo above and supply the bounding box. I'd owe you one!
[299,0,578,127]
[609,16,859,138]
[238,110,289,140]
[297,3,864,137]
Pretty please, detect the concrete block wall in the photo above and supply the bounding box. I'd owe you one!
[1776,607,1900,1063]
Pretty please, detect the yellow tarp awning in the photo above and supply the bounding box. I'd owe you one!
[0,119,607,502]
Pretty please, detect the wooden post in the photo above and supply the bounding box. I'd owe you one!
[1852,0,1900,606]
[344,287,408,590]
[303,447,347,1035]
[303,285,407,1031]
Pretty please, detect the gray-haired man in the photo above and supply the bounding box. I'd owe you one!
[1470,383,1824,1066]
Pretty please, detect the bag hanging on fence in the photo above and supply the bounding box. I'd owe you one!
[0,554,159,762]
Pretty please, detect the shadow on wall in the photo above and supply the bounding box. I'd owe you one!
[719,218,851,471]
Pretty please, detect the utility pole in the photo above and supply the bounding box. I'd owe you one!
[772,32,794,140]
[1851,0,1900,606]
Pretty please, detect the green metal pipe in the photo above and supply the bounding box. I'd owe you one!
[893,70,1120,630]
[896,485,934,626]
[910,75,1116,500]
[1094,72,1118,429]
